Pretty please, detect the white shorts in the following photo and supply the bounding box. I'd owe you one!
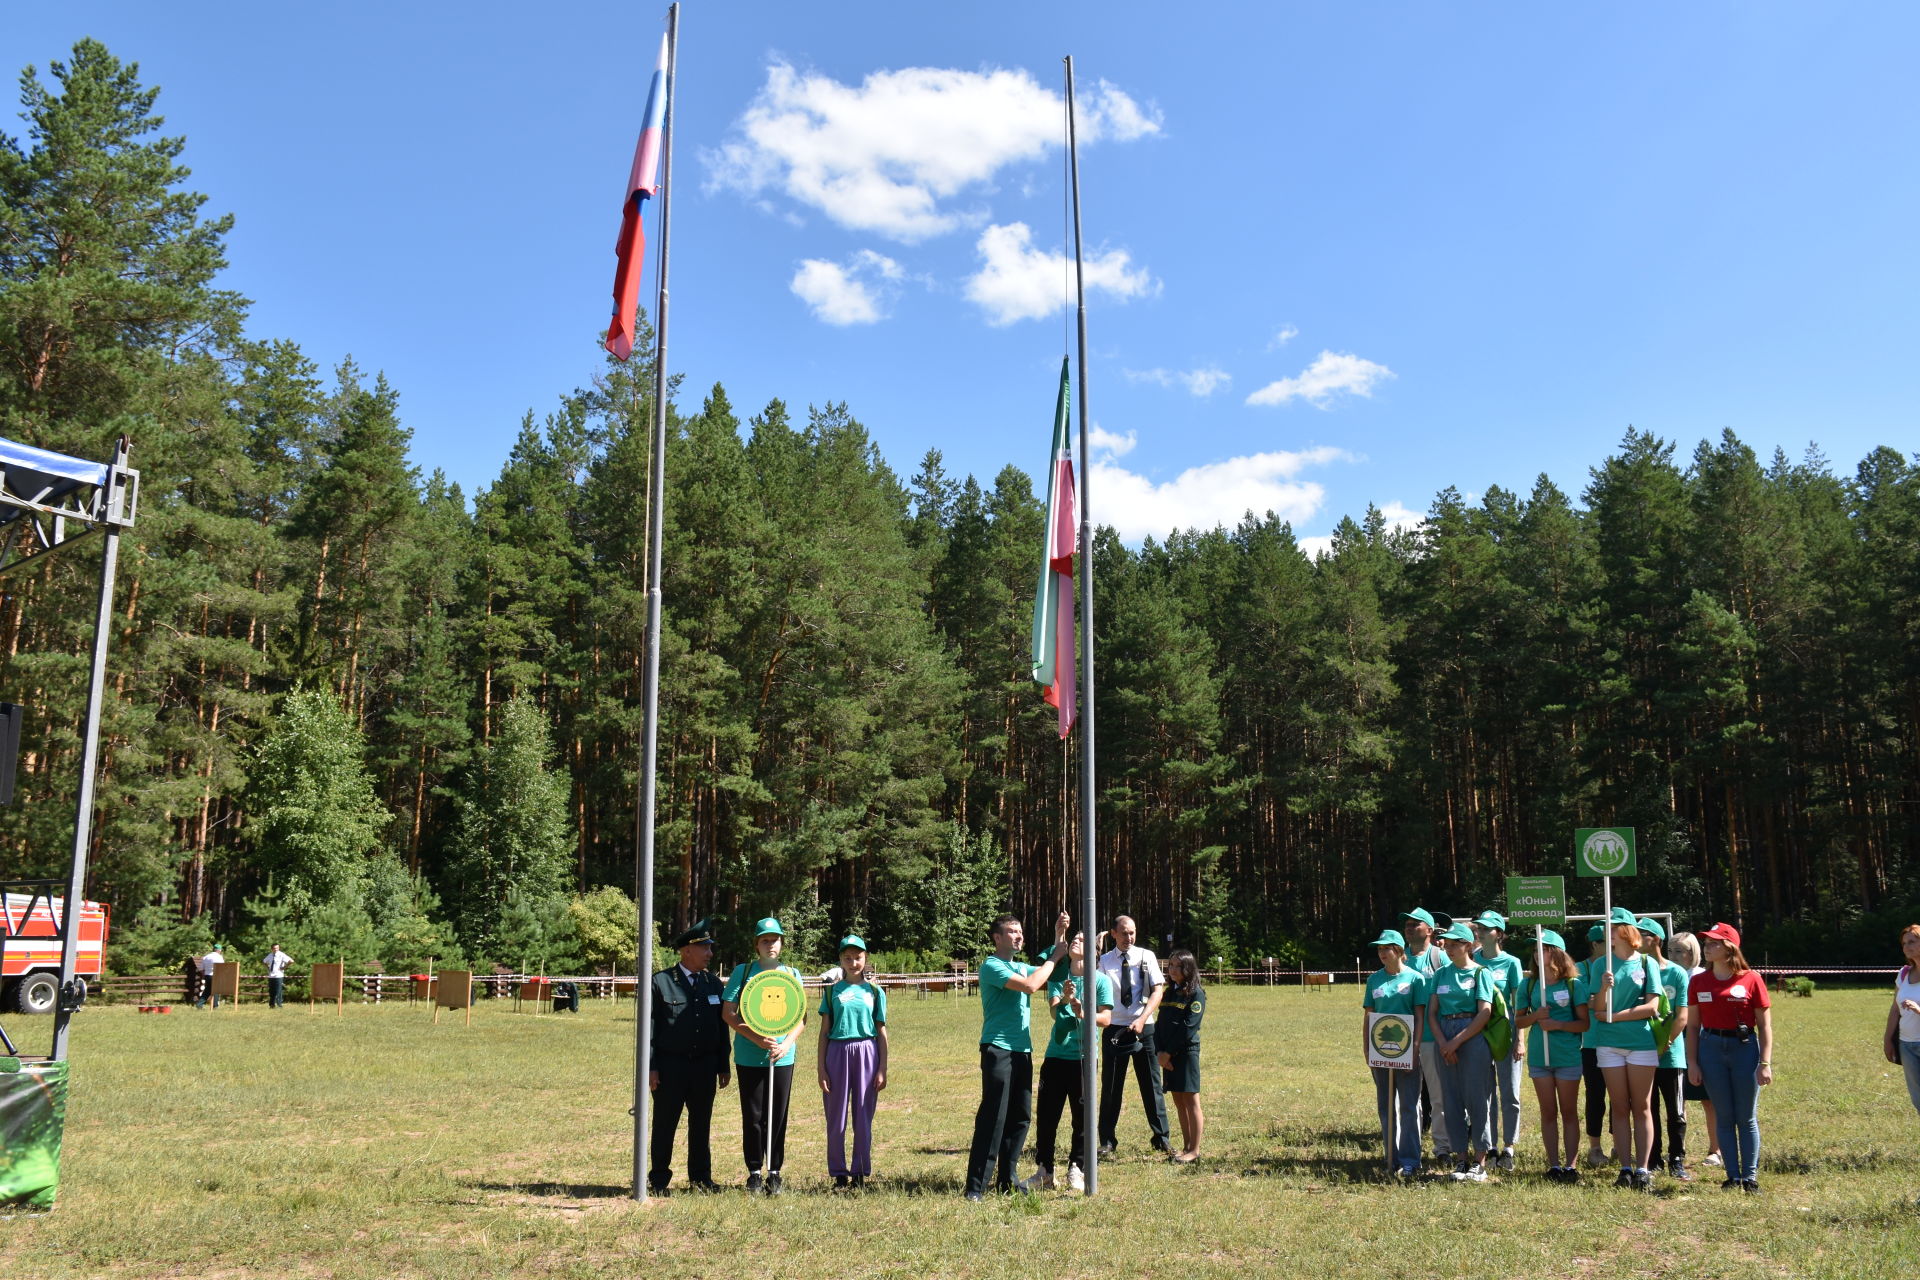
[1595,1047,1658,1069]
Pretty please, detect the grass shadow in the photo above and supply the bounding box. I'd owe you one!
[468,1180,633,1199]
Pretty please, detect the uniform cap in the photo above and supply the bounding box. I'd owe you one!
[753,916,784,938]
[1537,928,1566,951]
[838,934,868,953]
[1369,929,1408,950]
[1473,911,1507,931]
[1438,922,1476,943]
[671,917,718,948]
[1400,907,1436,927]
[1635,917,1666,941]
[1608,906,1639,926]
[1587,924,1607,942]
[1700,922,1741,947]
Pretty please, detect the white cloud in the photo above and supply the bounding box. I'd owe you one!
[1246,350,1396,408]
[1124,366,1231,397]
[790,249,904,325]
[708,64,1160,242]
[1089,425,1136,458]
[964,222,1156,325]
[1268,324,1299,349]
[1091,445,1351,542]
[1296,500,1423,559]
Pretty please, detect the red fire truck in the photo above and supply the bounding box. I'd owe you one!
[1,892,107,1014]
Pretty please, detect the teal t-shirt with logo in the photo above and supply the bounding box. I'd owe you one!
[1044,970,1114,1061]
[1521,975,1589,1070]
[722,960,804,1067]
[1654,957,1689,1068]
[1586,953,1658,1051]
[979,955,1037,1051]
[1477,950,1525,1011]
[1363,966,1431,1017]
[1578,955,1609,1048]
[1405,946,1442,1040]
[818,978,887,1041]
[1431,962,1496,1019]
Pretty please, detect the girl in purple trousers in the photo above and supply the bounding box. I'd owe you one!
[817,935,889,1189]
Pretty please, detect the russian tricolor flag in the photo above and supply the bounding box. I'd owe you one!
[605,32,670,362]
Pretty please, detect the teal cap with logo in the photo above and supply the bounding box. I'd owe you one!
[1537,928,1566,950]
[1438,922,1476,943]
[838,934,868,953]
[753,916,784,938]
[1400,907,1436,928]
[1369,929,1408,950]
[1608,906,1638,926]
[1473,910,1507,931]
[1635,917,1665,941]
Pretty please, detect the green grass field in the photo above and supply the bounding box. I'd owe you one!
[9,985,1917,1279]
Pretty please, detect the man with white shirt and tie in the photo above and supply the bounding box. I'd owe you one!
[1096,915,1172,1156]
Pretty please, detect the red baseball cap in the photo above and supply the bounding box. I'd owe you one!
[1700,922,1741,947]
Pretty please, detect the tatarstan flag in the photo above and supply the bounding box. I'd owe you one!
[1030,358,1077,738]
[604,32,670,362]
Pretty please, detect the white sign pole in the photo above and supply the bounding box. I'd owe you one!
[1601,876,1613,1022]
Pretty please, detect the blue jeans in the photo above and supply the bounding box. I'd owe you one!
[1491,1050,1524,1148]
[1899,1040,1920,1118]
[1372,1066,1422,1172]
[1436,1015,1493,1159]
[1698,1031,1761,1181]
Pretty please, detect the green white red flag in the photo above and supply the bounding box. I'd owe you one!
[1030,358,1077,738]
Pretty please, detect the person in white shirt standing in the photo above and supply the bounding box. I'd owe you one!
[264,944,294,1009]
[1095,915,1172,1156]
[197,946,224,1009]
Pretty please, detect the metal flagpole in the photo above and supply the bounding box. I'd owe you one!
[51,438,130,1064]
[632,1,679,1204]
[1065,54,1101,1198]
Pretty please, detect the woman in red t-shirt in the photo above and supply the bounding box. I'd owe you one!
[1684,923,1773,1192]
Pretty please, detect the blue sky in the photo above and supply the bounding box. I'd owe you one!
[13,3,1918,548]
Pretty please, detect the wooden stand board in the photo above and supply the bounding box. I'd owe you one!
[310,961,345,1016]
[433,970,474,1025]
[211,961,241,1006]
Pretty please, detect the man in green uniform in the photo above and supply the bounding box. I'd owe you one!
[648,918,728,1195]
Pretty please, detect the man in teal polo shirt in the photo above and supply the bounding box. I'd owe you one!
[965,910,1071,1200]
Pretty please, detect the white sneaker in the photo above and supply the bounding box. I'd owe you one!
[1702,1152,1724,1168]
[1066,1165,1085,1192]
[1450,1166,1470,1182]
[1464,1166,1489,1183]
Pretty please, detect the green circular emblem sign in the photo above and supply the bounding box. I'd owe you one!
[739,968,805,1039]
[1369,1014,1412,1061]
[1581,829,1631,875]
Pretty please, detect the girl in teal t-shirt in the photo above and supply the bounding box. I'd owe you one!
[721,920,807,1193]
[816,936,887,1189]
[1427,924,1497,1181]
[1362,930,1429,1177]
[1591,918,1663,1189]
[1514,930,1590,1181]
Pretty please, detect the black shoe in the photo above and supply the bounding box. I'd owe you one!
[1633,1169,1655,1192]
[1721,1178,1741,1190]
[690,1179,723,1193]
[850,1175,867,1190]
[766,1172,783,1196]
[1741,1179,1760,1194]
[745,1172,764,1195]
[1670,1159,1692,1182]
[1097,1141,1117,1157]
[1613,1168,1634,1188]
[1151,1135,1174,1155]
[647,1185,671,1198]
[964,1191,984,1202]
[832,1176,850,1191]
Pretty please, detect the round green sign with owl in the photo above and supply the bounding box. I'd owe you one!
[739,968,806,1039]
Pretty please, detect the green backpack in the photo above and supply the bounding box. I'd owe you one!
[1648,961,1681,1053]
[1484,985,1513,1060]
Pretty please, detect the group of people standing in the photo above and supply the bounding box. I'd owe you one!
[644,909,1205,1199]
[179,943,295,1008]
[1364,905,1775,1190]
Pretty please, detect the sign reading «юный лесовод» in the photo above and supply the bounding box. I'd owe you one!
[1505,876,1565,928]
[1573,827,1637,878]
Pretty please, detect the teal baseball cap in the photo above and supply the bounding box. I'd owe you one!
[1635,917,1665,941]
[1472,910,1507,931]
[1607,906,1637,926]
[1537,928,1567,950]
[753,916,784,937]
[838,934,868,952]
[1438,922,1476,943]
[1587,924,1606,942]
[1369,929,1408,949]
[1400,907,1436,927]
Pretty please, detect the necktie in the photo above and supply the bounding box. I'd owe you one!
[1120,955,1134,1007]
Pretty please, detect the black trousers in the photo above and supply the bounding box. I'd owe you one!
[737,1063,793,1174]
[269,976,285,1007]
[649,1056,720,1189]
[1099,1027,1169,1146]
[1649,1064,1687,1167]
[1035,1056,1088,1175]
[965,1046,1033,1196]
[1582,1047,1607,1140]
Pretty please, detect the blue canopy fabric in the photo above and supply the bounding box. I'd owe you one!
[0,437,110,528]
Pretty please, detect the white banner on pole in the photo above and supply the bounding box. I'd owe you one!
[1367,1011,1417,1071]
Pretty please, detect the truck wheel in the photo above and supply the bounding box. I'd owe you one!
[14,971,58,1014]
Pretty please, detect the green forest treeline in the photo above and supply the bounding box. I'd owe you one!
[2,43,1915,975]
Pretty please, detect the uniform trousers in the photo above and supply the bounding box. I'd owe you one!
[1490,1049,1524,1149]
[1035,1055,1089,1176]
[1648,1064,1687,1167]
[737,1062,794,1174]
[1418,1039,1451,1157]
[648,1055,720,1189]
[1435,1015,1493,1159]
[965,1046,1032,1196]
[1098,1028,1169,1146]
[1373,1064,1422,1171]
[823,1038,878,1178]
